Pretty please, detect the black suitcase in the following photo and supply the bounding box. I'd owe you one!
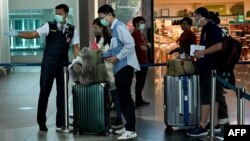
[72,83,110,135]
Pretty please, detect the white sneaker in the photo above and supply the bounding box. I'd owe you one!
[219,118,230,125]
[117,130,137,140]
[114,127,126,135]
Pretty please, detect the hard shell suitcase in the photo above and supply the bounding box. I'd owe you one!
[72,83,110,135]
[163,75,200,130]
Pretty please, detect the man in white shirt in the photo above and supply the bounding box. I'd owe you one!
[4,4,79,131]
[98,4,140,140]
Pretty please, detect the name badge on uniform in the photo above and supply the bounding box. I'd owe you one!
[50,29,57,32]
[66,37,71,43]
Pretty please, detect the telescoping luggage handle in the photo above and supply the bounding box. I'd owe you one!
[57,67,71,133]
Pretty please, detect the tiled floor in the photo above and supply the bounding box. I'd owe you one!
[0,64,250,141]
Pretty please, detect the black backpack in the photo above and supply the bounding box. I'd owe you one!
[215,29,242,88]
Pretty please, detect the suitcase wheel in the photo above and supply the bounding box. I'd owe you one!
[104,131,109,136]
[166,125,173,133]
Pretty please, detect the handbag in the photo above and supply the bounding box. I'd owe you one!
[166,59,196,76]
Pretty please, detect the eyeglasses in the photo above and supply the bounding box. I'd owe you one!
[100,14,107,19]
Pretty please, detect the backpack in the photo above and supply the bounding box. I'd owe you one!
[220,30,242,70]
[215,29,242,88]
[72,47,108,85]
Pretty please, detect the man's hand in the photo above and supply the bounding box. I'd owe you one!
[194,50,204,59]
[4,29,19,37]
[105,56,118,64]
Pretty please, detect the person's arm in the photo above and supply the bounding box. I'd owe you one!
[194,42,222,59]
[132,31,148,51]
[18,31,39,39]
[71,28,80,58]
[116,25,135,60]
[105,25,135,64]
[73,44,80,58]
[4,23,49,38]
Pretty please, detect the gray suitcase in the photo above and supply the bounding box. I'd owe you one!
[72,83,110,135]
[163,75,200,130]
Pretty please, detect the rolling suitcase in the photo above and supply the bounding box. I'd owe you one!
[163,74,200,130]
[72,83,110,135]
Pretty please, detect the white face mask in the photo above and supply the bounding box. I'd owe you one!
[194,17,205,27]
[54,14,64,23]
[139,23,145,31]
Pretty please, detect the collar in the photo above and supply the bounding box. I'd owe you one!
[110,18,118,30]
[57,22,68,29]
[134,28,142,34]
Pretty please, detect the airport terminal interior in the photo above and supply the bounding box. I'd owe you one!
[0,65,250,141]
[1,0,250,141]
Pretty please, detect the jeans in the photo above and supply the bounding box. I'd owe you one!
[110,89,123,120]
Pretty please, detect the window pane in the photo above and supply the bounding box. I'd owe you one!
[14,19,22,30]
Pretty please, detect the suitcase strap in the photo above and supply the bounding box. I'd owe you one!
[182,76,189,125]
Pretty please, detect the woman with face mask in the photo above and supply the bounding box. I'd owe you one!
[92,18,124,130]
[176,17,197,55]
[187,7,223,137]
[131,16,151,108]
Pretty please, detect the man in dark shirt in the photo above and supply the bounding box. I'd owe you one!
[187,7,223,137]
[4,4,80,131]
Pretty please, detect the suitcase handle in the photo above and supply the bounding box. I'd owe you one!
[178,77,183,114]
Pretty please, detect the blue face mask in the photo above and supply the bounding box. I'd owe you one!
[54,14,64,23]
[100,19,109,27]
[139,23,145,31]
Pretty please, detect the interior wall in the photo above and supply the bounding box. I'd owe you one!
[154,2,242,17]
[154,0,244,4]
[0,0,10,64]
[8,0,79,33]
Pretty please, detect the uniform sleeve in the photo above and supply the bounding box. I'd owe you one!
[36,23,49,37]
[70,28,80,45]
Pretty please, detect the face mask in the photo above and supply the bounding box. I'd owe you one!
[198,17,205,24]
[139,24,145,31]
[94,29,102,36]
[100,19,109,27]
[54,14,64,23]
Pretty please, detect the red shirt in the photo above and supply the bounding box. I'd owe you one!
[177,30,197,54]
[131,29,148,64]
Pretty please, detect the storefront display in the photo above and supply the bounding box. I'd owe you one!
[154,16,250,63]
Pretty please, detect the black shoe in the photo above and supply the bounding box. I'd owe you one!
[206,123,221,132]
[135,100,150,108]
[39,124,48,131]
[134,103,141,108]
[141,100,150,105]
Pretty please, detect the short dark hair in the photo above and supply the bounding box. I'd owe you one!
[180,17,193,26]
[55,4,69,14]
[195,7,209,19]
[209,11,220,24]
[132,16,145,27]
[98,4,115,17]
